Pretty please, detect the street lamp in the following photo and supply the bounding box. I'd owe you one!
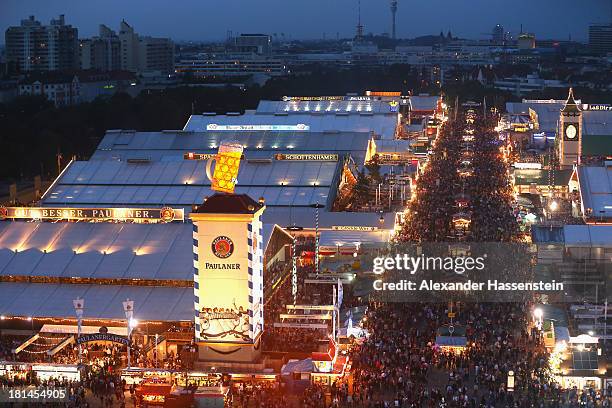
[549,200,558,212]
[379,211,385,252]
[123,299,135,368]
[310,203,325,275]
[154,333,159,368]
[533,307,543,329]
[73,297,84,365]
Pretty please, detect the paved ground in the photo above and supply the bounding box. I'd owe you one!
[84,389,133,407]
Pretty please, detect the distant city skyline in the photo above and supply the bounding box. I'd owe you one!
[1,0,609,44]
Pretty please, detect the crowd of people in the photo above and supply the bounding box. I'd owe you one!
[262,251,339,353]
[343,105,610,407]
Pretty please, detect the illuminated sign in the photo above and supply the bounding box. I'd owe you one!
[279,314,332,320]
[184,153,215,160]
[313,360,333,373]
[366,91,402,97]
[346,96,371,101]
[286,305,335,311]
[389,101,399,112]
[0,207,184,222]
[585,104,612,111]
[206,142,243,194]
[282,96,344,101]
[513,162,542,170]
[76,333,129,345]
[274,154,339,161]
[273,322,328,329]
[331,226,378,231]
[206,124,310,131]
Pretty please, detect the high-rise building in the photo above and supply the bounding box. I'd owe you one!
[5,15,78,72]
[588,24,612,54]
[492,24,504,44]
[118,20,174,73]
[80,25,121,71]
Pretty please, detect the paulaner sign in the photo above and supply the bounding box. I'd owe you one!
[0,207,184,222]
[275,154,339,161]
[76,333,129,345]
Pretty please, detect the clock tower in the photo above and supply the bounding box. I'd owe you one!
[558,88,582,167]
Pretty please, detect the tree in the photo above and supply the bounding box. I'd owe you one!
[353,170,371,207]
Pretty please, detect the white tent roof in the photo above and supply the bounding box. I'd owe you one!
[0,283,193,321]
[409,95,440,112]
[505,102,562,133]
[183,111,398,139]
[563,225,612,248]
[0,222,193,280]
[577,166,612,219]
[92,130,371,162]
[42,159,338,210]
[583,111,612,136]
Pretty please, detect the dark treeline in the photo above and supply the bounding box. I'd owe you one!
[0,65,428,181]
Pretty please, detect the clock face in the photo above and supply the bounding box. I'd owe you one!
[565,124,577,139]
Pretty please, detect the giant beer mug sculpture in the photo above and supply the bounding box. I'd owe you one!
[206,141,244,194]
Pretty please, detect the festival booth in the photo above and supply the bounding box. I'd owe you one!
[558,350,605,390]
[136,380,174,407]
[318,229,390,259]
[435,326,468,354]
[0,361,81,382]
[122,368,177,385]
[281,336,349,388]
[554,334,606,390]
[31,363,81,381]
[336,306,369,348]
[536,305,570,350]
[0,361,31,381]
[193,386,230,408]
[281,358,315,392]
[310,336,348,386]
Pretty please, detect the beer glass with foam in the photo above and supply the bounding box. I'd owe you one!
[206,141,244,194]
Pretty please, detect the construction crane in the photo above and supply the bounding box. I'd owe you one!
[390,0,398,40]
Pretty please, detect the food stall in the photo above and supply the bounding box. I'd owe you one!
[31,363,81,381]
[136,379,174,407]
[0,361,31,380]
[121,367,177,385]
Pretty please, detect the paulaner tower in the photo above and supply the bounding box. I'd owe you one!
[190,194,265,363]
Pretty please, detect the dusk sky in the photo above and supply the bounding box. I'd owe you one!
[1,0,609,43]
